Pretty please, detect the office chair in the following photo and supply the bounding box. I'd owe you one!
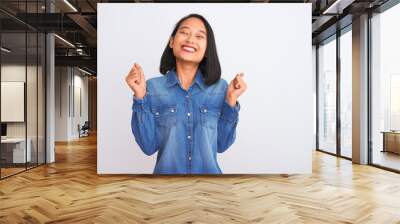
[79,121,90,138]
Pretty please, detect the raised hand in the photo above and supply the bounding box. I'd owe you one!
[226,73,247,107]
[125,63,146,99]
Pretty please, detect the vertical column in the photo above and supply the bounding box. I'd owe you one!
[352,14,369,164]
[46,0,55,163]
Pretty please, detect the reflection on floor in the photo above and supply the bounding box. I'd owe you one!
[341,147,352,158]
[0,163,41,178]
[373,150,400,171]
[0,167,25,177]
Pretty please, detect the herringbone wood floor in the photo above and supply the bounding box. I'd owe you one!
[1,134,400,224]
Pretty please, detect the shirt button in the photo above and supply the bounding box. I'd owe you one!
[170,109,175,113]
[188,156,192,160]
[186,95,190,98]
[203,109,207,113]
[187,112,191,116]
[155,112,159,115]
[187,135,191,139]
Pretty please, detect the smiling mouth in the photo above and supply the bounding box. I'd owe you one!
[181,45,196,53]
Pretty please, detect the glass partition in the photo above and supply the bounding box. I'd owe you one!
[317,36,337,155]
[1,31,28,177]
[0,1,46,179]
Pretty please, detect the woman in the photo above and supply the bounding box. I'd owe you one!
[125,14,247,174]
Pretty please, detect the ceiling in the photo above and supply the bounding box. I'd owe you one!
[0,0,392,75]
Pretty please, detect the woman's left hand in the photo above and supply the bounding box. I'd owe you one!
[226,73,247,107]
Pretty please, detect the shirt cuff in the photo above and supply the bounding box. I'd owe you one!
[221,100,240,122]
[132,94,148,112]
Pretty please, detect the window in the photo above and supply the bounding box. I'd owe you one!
[318,36,337,155]
[370,3,400,171]
[339,28,352,158]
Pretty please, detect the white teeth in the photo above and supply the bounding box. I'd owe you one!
[182,46,196,52]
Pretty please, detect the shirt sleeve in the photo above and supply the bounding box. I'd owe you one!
[217,99,240,153]
[131,94,159,156]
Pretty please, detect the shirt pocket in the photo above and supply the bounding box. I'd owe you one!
[151,105,178,127]
[199,105,221,130]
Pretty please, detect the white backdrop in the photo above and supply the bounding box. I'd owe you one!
[97,3,313,174]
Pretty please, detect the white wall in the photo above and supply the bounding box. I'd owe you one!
[72,72,89,138]
[98,3,313,174]
[55,67,89,141]
[55,66,69,141]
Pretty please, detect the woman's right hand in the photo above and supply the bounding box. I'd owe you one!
[125,63,147,99]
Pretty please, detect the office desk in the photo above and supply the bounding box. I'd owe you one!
[381,131,400,154]
[1,138,32,163]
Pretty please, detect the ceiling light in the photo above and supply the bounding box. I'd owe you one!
[54,34,75,48]
[1,47,11,53]
[63,0,78,12]
[322,0,355,15]
[78,67,93,76]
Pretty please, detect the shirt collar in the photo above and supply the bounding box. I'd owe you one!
[166,68,206,90]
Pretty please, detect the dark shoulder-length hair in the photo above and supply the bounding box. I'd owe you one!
[159,13,221,86]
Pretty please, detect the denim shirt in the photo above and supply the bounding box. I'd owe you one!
[130,69,240,174]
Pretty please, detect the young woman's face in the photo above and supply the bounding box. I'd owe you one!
[169,17,207,65]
